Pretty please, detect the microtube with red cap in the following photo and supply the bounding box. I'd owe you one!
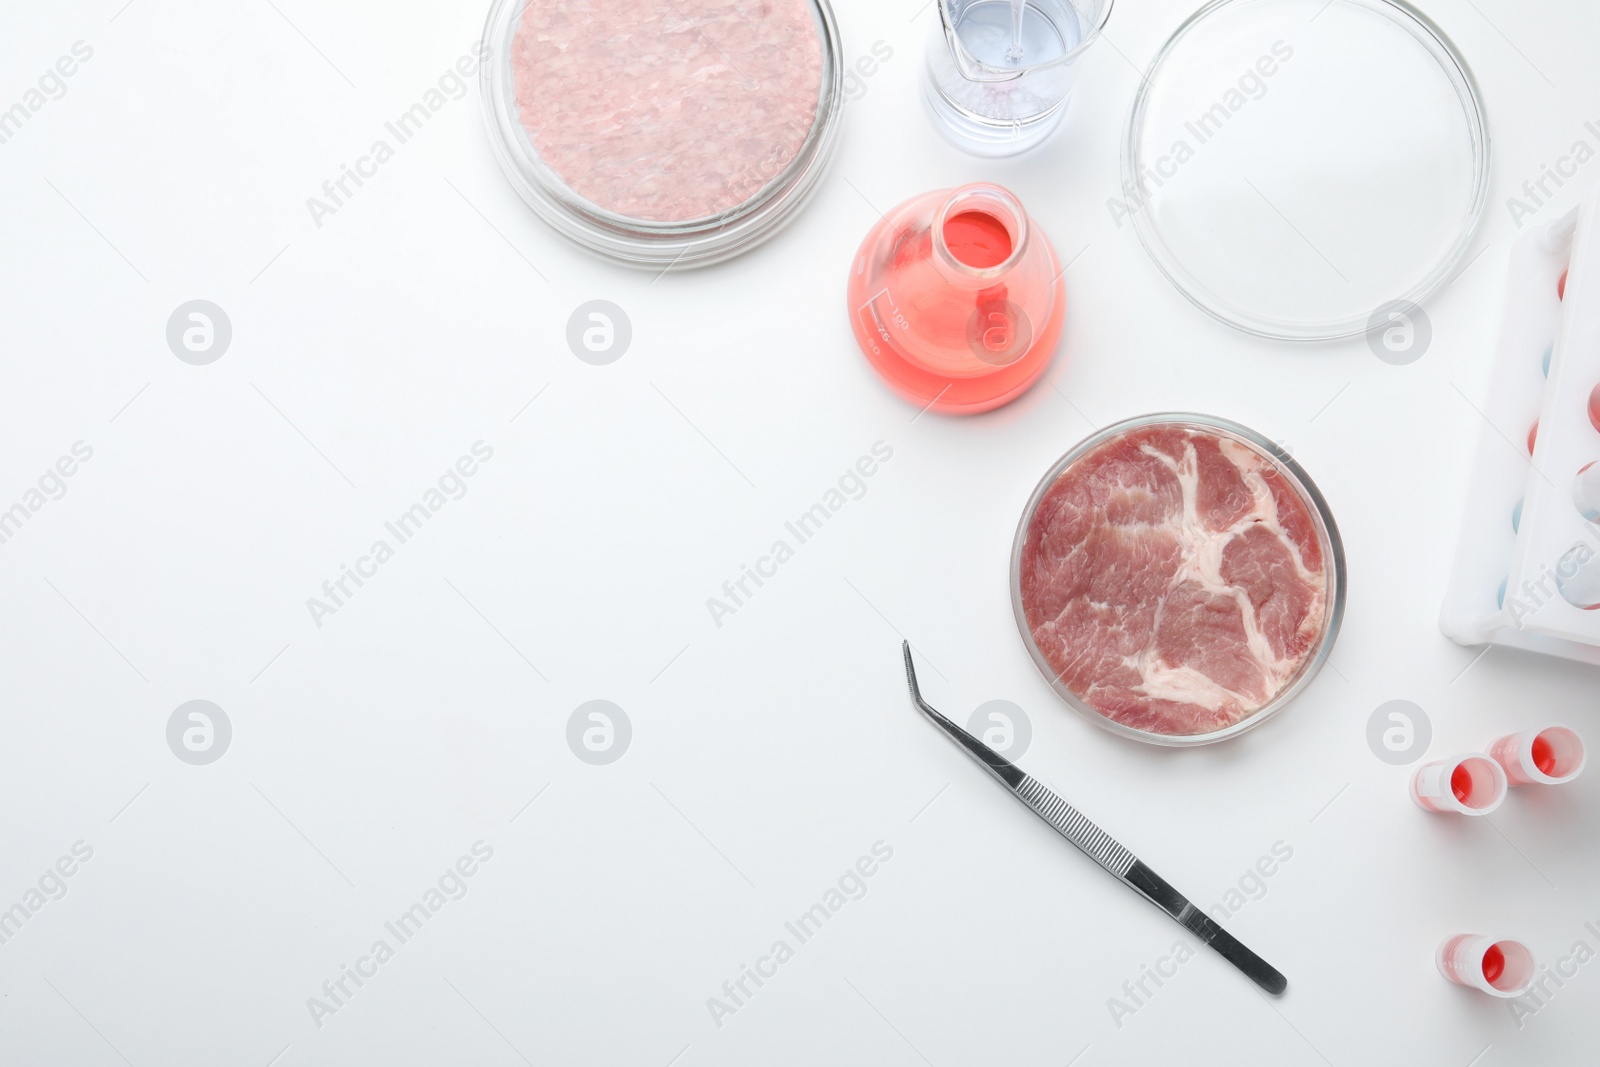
[1411,754,1507,815]
[1489,725,1586,786]
[1437,935,1535,998]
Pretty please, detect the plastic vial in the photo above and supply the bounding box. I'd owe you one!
[1437,935,1535,998]
[1489,725,1586,786]
[1411,754,1506,815]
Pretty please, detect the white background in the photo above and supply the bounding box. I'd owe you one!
[2,0,1598,1064]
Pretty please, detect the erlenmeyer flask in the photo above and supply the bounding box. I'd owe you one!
[847,183,1066,414]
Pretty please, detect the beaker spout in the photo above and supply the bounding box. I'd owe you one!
[938,0,1113,82]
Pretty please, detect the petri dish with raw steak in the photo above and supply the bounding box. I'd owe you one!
[1012,414,1345,745]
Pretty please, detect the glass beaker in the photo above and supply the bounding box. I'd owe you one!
[924,0,1113,156]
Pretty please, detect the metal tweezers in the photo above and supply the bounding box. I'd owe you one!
[902,642,1287,996]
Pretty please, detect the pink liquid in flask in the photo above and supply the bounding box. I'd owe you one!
[847,183,1065,414]
[943,211,1013,268]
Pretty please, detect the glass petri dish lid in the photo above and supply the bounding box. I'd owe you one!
[1010,414,1346,746]
[480,0,845,270]
[1122,0,1489,340]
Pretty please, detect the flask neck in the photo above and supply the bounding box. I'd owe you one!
[932,184,1029,289]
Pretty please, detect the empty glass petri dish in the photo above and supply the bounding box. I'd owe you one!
[1010,414,1346,745]
[480,0,845,270]
[1122,0,1489,340]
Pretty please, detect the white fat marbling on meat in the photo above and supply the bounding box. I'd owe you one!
[1118,438,1326,713]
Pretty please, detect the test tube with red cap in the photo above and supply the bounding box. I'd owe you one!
[1411,754,1507,815]
[1437,935,1535,998]
[1489,725,1586,786]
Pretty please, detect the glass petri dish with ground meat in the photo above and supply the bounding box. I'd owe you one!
[480,0,844,269]
[1011,414,1345,746]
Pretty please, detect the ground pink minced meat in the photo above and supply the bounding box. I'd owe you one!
[512,0,822,223]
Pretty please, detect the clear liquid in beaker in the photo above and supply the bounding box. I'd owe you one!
[958,1,1074,68]
[924,0,1106,156]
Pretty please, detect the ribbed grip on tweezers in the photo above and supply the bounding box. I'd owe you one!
[1014,775,1136,878]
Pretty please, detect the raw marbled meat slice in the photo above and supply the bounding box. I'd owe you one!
[1019,425,1329,736]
